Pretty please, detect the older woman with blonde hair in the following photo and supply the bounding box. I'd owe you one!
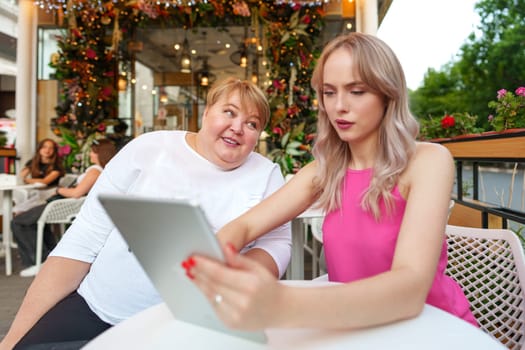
[1,78,290,349]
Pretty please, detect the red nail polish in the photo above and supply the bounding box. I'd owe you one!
[181,260,189,270]
[227,242,236,252]
[188,257,196,267]
[186,270,195,280]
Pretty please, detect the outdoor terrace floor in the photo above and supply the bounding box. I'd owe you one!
[0,248,33,338]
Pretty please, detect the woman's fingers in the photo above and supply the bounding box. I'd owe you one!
[186,247,279,329]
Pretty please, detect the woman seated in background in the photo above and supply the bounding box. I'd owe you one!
[20,138,64,187]
[13,138,65,214]
[12,139,117,277]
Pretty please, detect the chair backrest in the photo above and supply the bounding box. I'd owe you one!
[35,196,86,269]
[59,173,79,187]
[445,224,525,350]
[37,196,86,225]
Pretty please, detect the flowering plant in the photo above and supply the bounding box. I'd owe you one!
[487,87,525,131]
[48,0,324,176]
[56,127,103,173]
[418,112,482,140]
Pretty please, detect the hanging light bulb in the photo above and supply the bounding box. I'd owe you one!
[159,87,168,104]
[118,73,128,91]
[180,36,192,73]
[198,56,215,88]
[251,58,259,84]
[199,32,209,87]
[240,46,248,68]
[200,72,209,87]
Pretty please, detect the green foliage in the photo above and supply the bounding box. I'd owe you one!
[262,7,323,175]
[49,1,324,175]
[418,112,483,140]
[411,0,525,129]
[57,128,99,173]
[410,65,470,119]
[462,179,473,197]
[267,122,311,175]
[0,130,7,148]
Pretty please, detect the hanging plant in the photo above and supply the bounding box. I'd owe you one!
[46,0,324,175]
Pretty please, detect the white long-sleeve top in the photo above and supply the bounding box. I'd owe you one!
[51,131,291,325]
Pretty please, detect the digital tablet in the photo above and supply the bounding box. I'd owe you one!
[97,193,267,344]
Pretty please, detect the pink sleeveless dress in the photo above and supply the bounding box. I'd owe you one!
[322,168,478,327]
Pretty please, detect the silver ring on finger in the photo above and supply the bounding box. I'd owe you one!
[214,293,223,305]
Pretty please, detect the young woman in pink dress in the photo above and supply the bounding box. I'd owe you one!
[187,32,477,329]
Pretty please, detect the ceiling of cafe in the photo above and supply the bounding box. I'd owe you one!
[133,0,392,86]
[135,26,257,85]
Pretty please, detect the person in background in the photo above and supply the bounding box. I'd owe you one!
[20,138,64,187]
[12,139,117,278]
[187,33,478,330]
[12,138,65,215]
[108,119,133,151]
[0,78,291,349]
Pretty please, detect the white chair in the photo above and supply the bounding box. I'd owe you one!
[59,173,80,187]
[309,217,326,277]
[445,224,525,350]
[35,196,86,270]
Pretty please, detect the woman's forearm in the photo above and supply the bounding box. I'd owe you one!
[0,257,90,348]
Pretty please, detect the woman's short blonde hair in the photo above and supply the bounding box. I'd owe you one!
[206,77,270,128]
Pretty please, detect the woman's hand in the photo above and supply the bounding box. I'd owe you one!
[185,244,283,330]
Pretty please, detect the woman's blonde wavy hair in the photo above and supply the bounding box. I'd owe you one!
[311,32,419,220]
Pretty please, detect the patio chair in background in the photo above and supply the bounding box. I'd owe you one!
[35,196,86,271]
[307,217,325,278]
[446,224,525,350]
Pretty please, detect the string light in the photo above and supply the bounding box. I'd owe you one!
[34,0,327,13]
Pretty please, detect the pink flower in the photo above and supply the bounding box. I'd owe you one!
[287,106,299,116]
[305,133,316,142]
[85,48,97,59]
[515,87,525,97]
[272,127,283,136]
[441,114,455,129]
[71,28,83,39]
[101,86,113,98]
[58,145,71,157]
[497,89,507,99]
[487,114,494,122]
[272,79,284,91]
[301,15,311,24]
[97,123,106,132]
[232,1,250,17]
[137,0,159,19]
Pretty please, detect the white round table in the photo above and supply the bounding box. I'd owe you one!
[84,281,504,350]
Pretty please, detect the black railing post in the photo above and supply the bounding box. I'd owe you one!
[456,161,463,201]
[472,161,479,200]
